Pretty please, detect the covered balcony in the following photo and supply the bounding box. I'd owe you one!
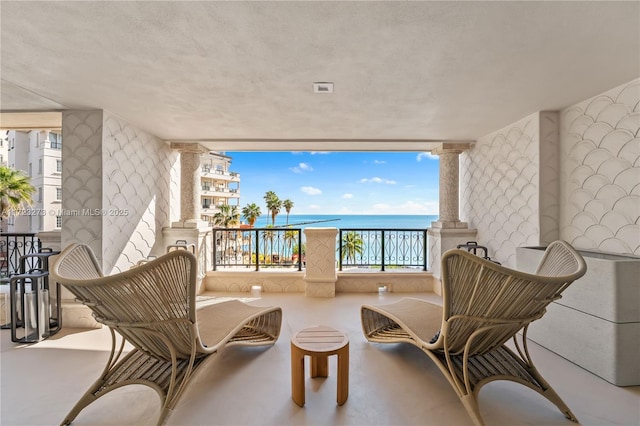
[1,292,639,426]
[0,2,638,426]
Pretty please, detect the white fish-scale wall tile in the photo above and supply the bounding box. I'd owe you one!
[461,112,556,267]
[61,110,104,262]
[539,112,560,244]
[560,79,640,256]
[102,112,177,273]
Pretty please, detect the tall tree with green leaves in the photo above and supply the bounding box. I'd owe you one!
[241,203,262,264]
[284,229,298,260]
[242,203,262,228]
[212,205,240,263]
[261,225,275,263]
[0,166,35,232]
[338,231,365,264]
[212,204,240,228]
[283,199,294,225]
[263,191,282,226]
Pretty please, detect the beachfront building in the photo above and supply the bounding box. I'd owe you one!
[199,151,240,224]
[5,129,62,233]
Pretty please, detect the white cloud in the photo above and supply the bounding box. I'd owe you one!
[373,160,386,164]
[337,206,355,214]
[307,204,321,210]
[291,162,313,173]
[399,200,439,214]
[301,186,322,195]
[417,152,438,161]
[371,203,392,212]
[359,177,396,184]
[309,152,330,155]
[341,193,353,199]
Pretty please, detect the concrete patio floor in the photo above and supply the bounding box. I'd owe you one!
[1,292,639,426]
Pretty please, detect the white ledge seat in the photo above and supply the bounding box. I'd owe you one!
[50,243,282,426]
[361,240,587,426]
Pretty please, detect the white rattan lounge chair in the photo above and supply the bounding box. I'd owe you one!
[361,240,587,426]
[50,243,282,426]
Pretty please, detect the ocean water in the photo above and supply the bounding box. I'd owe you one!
[251,214,438,230]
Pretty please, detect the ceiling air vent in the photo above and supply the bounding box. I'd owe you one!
[313,82,334,93]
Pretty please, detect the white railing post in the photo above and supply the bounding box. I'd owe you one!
[303,227,338,297]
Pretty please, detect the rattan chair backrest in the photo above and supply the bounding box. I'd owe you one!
[440,240,586,355]
[51,244,199,359]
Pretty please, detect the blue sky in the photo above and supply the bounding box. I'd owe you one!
[226,152,440,215]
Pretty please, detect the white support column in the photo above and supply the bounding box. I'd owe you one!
[427,143,477,289]
[171,143,207,228]
[430,144,470,229]
[165,143,211,294]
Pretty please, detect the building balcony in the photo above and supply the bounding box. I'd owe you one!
[201,188,240,198]
[200,168,240,182]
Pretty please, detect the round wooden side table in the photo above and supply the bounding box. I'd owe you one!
[290,325,349,407]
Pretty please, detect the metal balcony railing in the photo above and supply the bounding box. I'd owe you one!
[212,227,303,271]
[0,233,42,278]
[211,227,429,272]
[338,229,428,271]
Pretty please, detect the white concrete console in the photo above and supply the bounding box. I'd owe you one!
[516,246,640,386]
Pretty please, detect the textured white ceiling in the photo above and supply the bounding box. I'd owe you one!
[1,1,638,146]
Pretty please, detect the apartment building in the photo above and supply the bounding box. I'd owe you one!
[199,151,240,224]
[6,130,62,232]
[0,132,8,166]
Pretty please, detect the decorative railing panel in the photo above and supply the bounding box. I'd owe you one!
[211,227,428,272]
[212,228,303,271]
[0,233,41,278]
[338,229,428,271]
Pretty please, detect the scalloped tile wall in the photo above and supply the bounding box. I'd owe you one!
[102,112,178,273]
[560,79,639,255]
[460,112,558,267]
[61,110,179,274]
[61,110,104,262]
[461,78,639,266]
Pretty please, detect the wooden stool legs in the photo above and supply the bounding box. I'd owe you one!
[336,345,349,405]
[291,346,306,406]
[291,342,349,407]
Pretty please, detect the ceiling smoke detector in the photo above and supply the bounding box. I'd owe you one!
[313,82,334,93]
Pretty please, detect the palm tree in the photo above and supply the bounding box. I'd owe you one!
[0,166,35,233]
[241,203,262,264]
[241,203,262,228]
[292,241,306,266]
[212,204,240,228]
[338,231,365,264]
[263,191,282,226]
[212,205,240,263]
[283,229,298,261]
[283,199,294,225]
[261,225,275,264]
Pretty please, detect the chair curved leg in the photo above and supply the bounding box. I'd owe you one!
[542,387,578,422]
[461,394,485,426]
[60,380,104,425]
[157,407,173,426]
[528,366,578,422]
[60,327,205,426]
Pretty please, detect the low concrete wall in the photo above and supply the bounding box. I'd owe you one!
[336,271,433,293]
[204,270,434,294]
[517,246,640,386]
